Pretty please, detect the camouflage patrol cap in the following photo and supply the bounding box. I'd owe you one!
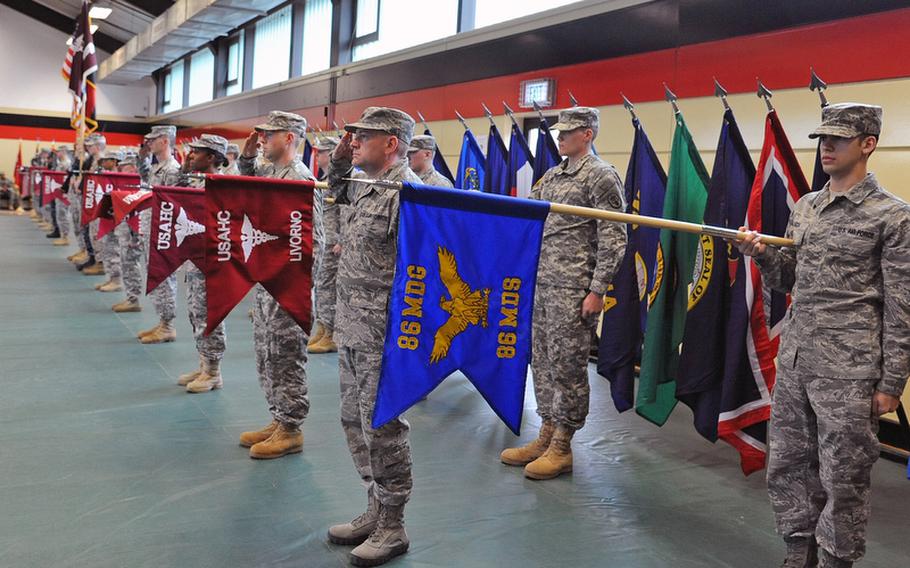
[189,134,229,158]
[314,136,340,152]
[407,134,436,153]
[344,107,415,145]
[226,143,240,156]
[85,133,106,146]
[119,152,138,167]
[551,106,600,132]
[254,111,307,136]
[809,103,882,139]
[145,125,177,141]
[100,150,123,162]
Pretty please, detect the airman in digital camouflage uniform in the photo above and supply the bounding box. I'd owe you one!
[309,136,342,354]
[501,107,627,480]
[406,134,453,188]
[738,103,910,568]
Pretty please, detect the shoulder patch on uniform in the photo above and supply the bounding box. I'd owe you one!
[607,191,622,210]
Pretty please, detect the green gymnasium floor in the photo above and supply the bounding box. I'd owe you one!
[1,212,908,568]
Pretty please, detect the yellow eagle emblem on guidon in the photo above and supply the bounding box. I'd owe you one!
[430,246,491,364]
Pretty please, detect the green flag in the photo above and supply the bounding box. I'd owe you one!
[636,113,709,426]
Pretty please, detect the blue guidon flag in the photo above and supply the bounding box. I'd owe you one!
[372,183,549,434]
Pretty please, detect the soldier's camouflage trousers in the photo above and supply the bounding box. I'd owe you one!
[116,222,143,303]
[531,285,597,432]
[339,346,412,507]
[767,371,879,562]
[70,195,88,252]
[253,284,308,427]
[315,246,339,328]
[55,199,71,239]
[185,265,225,362]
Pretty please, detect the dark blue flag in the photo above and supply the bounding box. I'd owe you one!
[455,130,485,191]
[532,117,560,185]
[373,183,549,434]
[301,137,313,170]
[508,123,534,198]
[484,123,510,195]
[424,127,455,184]
[811,140,829,192]
[597,118,666,412]
[676,109,755,441]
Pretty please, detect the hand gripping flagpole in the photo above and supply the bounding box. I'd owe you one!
[809,67,829,108]
[342,179,795,248]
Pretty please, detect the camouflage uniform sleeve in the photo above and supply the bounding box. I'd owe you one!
[877,206,910,396]
[753,202,803,294]
[588,166,628,296]
[238,155,257,176]
[328,156,355,205]
[138,156,152,185]
[164,162,183,186]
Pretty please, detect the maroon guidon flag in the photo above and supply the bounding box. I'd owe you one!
[147,186,206,294]
[81,172,140,225]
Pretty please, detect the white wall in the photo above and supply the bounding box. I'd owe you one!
[0,4,154,120]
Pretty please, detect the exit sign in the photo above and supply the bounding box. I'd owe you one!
[519,78,556,109]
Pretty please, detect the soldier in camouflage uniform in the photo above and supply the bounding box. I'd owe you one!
[222,143,241,175]
[309,136,341,354]
[501,107,627,480]
[80,138,110,275]
[738,103,910,568]
[174,135,230,394]
[111,152,145,314]
[406,134,453,188]
[236,111,324,459]
[326,107,420,567]
[91,151,125,290]
[137,125,182,344]
[67,135,99,268]
[51,146,73,247]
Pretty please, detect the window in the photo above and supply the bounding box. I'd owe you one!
[187,48,214,106]
[225,32,244,96]
[160,60,184,114]
[252,5,292,89]
[354,0,379,40]
[352,0,459,62]
[300,0,333,76]
[474,0,580,29]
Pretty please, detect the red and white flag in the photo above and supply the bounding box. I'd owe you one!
[64,1,98,133]
[42,170,69,206]
[147,186,206,294]
[204,174,316,334]
[82,172,140,225]
[717,110,810,475]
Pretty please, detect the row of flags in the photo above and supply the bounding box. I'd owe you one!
[597,105,810,475]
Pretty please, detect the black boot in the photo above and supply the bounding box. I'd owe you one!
[45,230,61,238]
[76,256,96,271]
[780,536,818,568]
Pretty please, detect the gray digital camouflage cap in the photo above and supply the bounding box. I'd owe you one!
[100,150,123,162]
[809,102,883,139]
[344,106,415,145]
[119,153,138,167]
[85,133,106,146]
[226,143,240,155]
[551,106,600,132]
[407,134,436,153]
[144,125,177,141]
[314,136,340,151]
[254,111,307,136]
[189,134,229,157]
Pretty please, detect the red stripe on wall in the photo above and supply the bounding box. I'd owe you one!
[0,125,144,147]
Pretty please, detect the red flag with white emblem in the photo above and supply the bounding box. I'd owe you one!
[146,186,206,293]
[82,172,140,225]
[42,170,70,206]
[203,174,315,334]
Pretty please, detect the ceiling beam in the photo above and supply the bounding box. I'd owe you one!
[120,0,173,17]
[0,0,124,53]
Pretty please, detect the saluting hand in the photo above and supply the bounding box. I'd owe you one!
[333,132,354,161]
[241,131,259,158]
[736,226,766,257]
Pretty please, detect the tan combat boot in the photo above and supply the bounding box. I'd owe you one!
[239,420,279,448]
[328,492,380,546]
[349,505,409,567]
[82,262,105,275]
[500,421,555,466]
[524,426,574,480]
[67,250,85,262]
[139,320,176,344]
[95,279,112,290]
[249,423,303,459]
[112,299,141,313]
[308,329,337,354]
[308,322,326,347]
[186,359,223,393]
[178,357,204,386]
[98,279,123,292]
[52,237,69,246]
[137,323,159,339]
